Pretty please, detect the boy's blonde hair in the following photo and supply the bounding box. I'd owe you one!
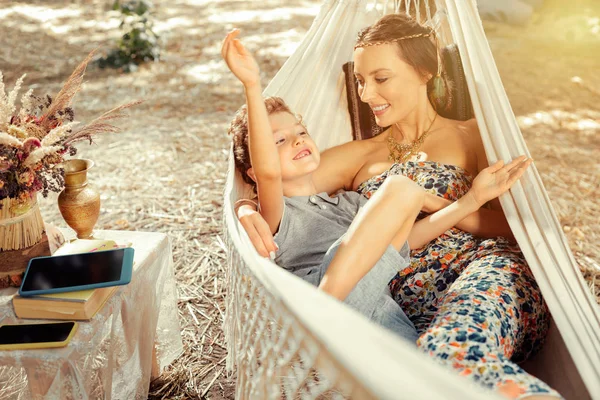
[228,96,293,192]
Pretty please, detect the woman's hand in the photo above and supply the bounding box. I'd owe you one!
[221,29,260,88]
[236,204,278,259]
[470,155,532,206]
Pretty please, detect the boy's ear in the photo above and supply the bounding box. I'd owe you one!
[247,167,257,183]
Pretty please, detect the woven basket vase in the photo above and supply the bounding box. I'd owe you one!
[0,194,48,288]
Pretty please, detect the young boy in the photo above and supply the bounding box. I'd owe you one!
[223,30,530,341]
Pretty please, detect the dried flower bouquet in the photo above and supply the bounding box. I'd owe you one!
[0,52,141,207]
[0,51,140,255]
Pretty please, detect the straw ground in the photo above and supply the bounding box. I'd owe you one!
[0,0,597,398]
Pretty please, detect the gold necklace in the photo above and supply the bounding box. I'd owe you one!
[387,113,438,164]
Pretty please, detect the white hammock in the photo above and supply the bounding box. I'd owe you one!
[223,0,600,398]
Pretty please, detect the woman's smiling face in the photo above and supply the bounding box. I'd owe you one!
[353,43,429,127]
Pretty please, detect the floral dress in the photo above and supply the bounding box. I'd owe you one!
[357,161,561,399]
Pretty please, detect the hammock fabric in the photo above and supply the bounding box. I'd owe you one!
[223,0,600,398]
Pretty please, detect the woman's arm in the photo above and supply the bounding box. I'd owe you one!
[313,139,375,193]
[235,202,279,258]
[409,192,479,248]
[422,195,516,240]
[409,157,531,247]
[455,207,515,240]
[443,120,521,240]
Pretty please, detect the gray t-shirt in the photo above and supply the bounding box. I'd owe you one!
[273,191,369,275]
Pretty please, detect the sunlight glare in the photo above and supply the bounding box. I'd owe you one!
[209,6,319,24]
[0,5,125,36]
[154,17,195,34]
[0,5,81,22]
[177,0,212,5]
[185,60,226,84]
[517,110,600,133]
[245,29,305,57]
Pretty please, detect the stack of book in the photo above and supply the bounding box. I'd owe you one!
[12,240,124,321]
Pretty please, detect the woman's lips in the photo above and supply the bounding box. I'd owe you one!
[371,104,390,116]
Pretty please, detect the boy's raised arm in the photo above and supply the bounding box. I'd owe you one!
[222,30,283,233]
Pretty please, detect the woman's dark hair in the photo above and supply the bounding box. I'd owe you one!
[356,13,451,111]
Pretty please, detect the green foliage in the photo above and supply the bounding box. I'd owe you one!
[98,0,160,72]
[114,0,151,16]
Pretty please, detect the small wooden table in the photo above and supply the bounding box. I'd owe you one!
[0,230,183,399]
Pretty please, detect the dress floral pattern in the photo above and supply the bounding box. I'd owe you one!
[357,161,561,399]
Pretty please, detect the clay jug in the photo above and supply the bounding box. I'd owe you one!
[58,159,100,239]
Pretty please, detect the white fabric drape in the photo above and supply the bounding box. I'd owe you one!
[264,0,378,150]
[444,1,600,398]
[223,1,600,398]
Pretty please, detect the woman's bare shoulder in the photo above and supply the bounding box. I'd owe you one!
[457,118,480,136]
[456,118,488,170]
[447,118,481,146]
[448,117,477,133]
[433,118,482,173]
[317,133,388,192]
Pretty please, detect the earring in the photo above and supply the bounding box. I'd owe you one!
[431,73,445,104]
[429,31,451,112]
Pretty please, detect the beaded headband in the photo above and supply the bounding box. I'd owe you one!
[354,32,432,50]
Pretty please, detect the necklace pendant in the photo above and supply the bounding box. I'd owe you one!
[387,112,439,166]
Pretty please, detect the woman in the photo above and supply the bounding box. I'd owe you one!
[235,14,559,400]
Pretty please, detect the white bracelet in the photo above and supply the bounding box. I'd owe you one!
[234,198,258,211]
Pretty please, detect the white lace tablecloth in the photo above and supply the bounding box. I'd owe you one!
[0,230,183,400]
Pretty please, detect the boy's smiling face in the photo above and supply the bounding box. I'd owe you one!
[268,111,320,182]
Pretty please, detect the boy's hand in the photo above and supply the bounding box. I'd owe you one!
[221,29,260,88]
[470,155,532,206]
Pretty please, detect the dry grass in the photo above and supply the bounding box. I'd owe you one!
[0,0,598,398]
